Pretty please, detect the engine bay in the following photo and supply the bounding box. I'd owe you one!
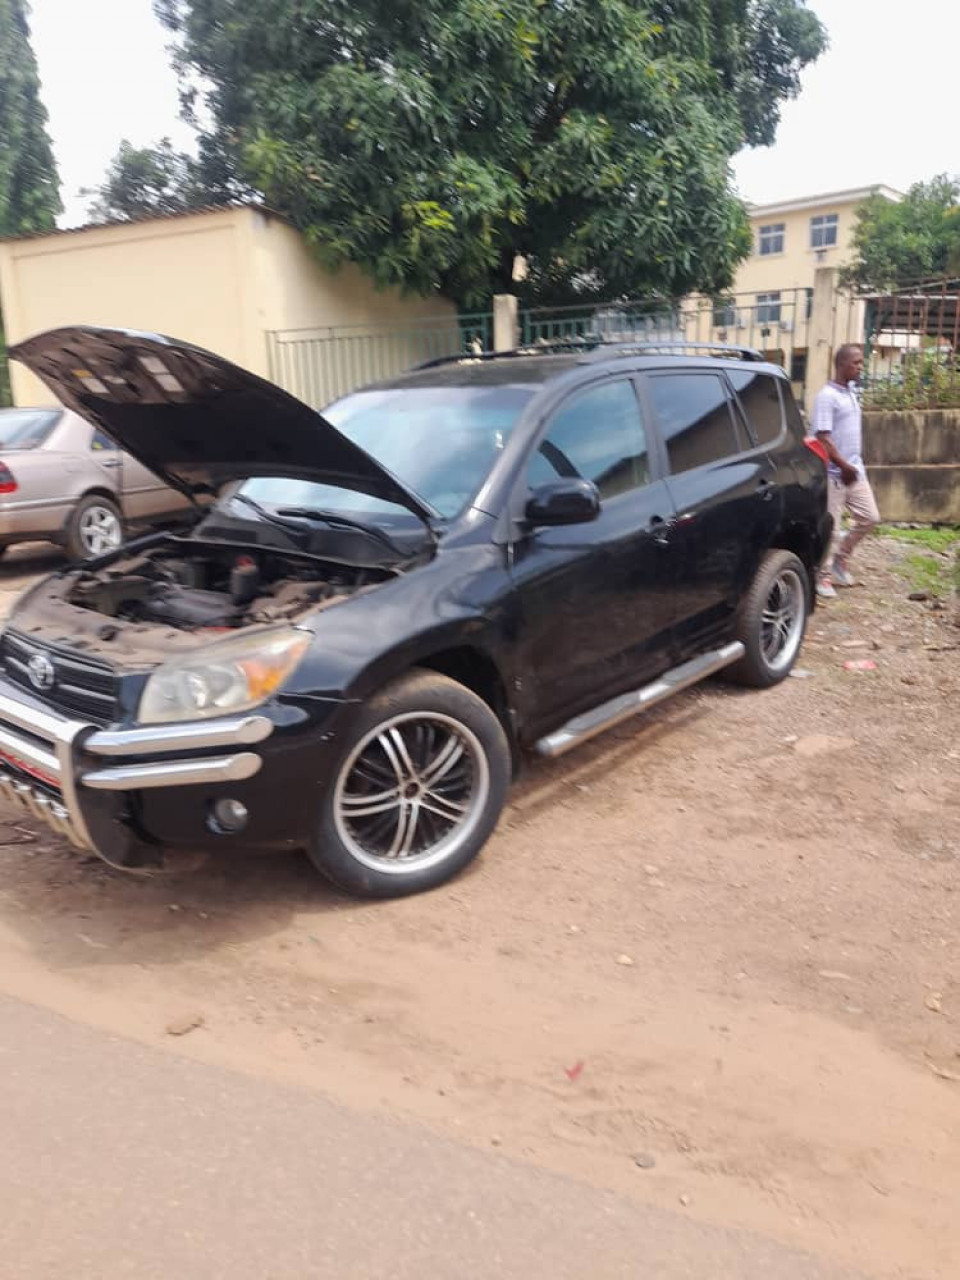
[64,542,394,632]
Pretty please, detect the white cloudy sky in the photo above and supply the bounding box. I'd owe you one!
[29,0,959,227]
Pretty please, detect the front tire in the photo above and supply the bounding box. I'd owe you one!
[727,549,809,688]
[309,669,511,898]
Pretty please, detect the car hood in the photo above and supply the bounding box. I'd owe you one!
[10,326,437,523]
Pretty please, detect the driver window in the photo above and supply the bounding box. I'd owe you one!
[528,380,650,499]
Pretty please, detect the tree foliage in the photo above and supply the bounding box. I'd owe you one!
[842,177,960,292]
[153,1,825,305]
[0,0,61,403]
[83,137,242,224]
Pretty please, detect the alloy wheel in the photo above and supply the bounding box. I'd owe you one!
[333,711,491,875]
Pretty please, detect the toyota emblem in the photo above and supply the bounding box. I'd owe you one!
[27,652,56,692]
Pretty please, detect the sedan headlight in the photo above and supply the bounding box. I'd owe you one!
[138,627,311,724]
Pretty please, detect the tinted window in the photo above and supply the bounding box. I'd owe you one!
[91,430,117,451]
[0,409,59,450]
[648,374,741,473]
[728,371,784,446]
[528,380,650,499]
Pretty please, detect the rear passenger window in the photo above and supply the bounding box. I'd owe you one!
[528,380,650,500]
[728,371,785,446]
[91,430,117,451]
[648,374,741,473]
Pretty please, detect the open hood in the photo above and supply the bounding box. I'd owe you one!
[10,326,437,524]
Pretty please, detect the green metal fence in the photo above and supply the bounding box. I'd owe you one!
[520,289,819,392]
[267,311,492,409]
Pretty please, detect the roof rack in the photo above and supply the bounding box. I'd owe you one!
[414,337,764,372]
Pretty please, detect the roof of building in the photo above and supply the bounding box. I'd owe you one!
[747,185,904,219]
[0,200,282,245]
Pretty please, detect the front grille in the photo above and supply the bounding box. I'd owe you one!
[0,630,120,725]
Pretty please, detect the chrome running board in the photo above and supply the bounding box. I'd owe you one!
[534,642,745,760]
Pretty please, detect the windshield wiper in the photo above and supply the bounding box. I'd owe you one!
[228,491,309,544]
[275,507,412,556]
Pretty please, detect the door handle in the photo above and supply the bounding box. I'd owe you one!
[647,515,672,546]
[99,457,122,468]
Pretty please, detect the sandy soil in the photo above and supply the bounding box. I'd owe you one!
[0,534,957,1280]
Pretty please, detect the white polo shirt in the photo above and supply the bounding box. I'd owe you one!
[812,381,864,481]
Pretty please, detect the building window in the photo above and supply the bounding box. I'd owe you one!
[758,223,785,256]
[712,298,738,328]
[810,213,839,249]
[756,292,782,325]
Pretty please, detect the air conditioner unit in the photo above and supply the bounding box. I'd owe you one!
[735,315,748,330]
[780,320,794,333]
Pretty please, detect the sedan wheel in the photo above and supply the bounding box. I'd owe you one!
[311,670,510,898]
[65,494,123,561]
[79,505,122,556]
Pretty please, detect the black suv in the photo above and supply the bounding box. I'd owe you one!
[0,327,830,897]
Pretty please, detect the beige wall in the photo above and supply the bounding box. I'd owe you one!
[0,205,456,407]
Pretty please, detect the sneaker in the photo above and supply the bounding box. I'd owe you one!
[817,576,837,600]
[831,561,856,588]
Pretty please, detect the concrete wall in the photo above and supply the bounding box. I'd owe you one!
[0,205,455,406]
[864,409,960,522]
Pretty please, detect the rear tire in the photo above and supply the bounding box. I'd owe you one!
[309,669,511,899]
[65,494,123,561]
[727,550,809,688]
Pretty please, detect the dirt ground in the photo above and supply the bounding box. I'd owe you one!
[1,535,958,1280]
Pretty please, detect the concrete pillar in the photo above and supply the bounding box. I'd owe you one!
[805,266,839,415]
[493,294,519,352]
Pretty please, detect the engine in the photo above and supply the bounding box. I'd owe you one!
[65,544,389,631]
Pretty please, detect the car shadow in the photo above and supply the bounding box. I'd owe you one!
[0,676,723,975]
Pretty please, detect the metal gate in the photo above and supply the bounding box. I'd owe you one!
[267,311,493,409]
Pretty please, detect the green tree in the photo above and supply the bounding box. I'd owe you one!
[84,136,243,224]
[842,176,960,292]
[155,0,825,306]
[0,0,62,403]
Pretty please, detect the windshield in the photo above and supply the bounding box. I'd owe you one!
[0,409,59,450]
[237,384,533,522]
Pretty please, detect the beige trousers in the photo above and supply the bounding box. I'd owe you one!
[826,476,880,567]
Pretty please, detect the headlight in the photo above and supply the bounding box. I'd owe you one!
[138,627,310,724]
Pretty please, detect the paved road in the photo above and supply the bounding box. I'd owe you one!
[0,996,862,1280]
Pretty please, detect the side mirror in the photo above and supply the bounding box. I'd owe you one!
[524,478,601,528]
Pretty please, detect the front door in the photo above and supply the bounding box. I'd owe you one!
[642,371,782,658]
[508,377,679,735]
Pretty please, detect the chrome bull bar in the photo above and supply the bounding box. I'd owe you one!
[0,677,273,856]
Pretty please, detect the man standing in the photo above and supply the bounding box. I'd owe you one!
[812,344,879,599]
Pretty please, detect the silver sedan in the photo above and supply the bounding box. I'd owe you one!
[0,406,189,560]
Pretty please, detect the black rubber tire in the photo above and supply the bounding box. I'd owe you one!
[309,669,511,899]
[64,494,123,561]
[726,549,810,688]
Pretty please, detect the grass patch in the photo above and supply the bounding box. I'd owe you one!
[878,525,960,554]
[877,526,959,595]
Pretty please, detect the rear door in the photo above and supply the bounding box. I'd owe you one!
[507,377,680,732]
[642,369,781,658]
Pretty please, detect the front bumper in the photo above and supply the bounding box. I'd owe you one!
[0,674,274,859]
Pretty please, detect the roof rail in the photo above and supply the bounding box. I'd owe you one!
[413,337,765,372]
[580,340,765,363]
[413,341,591,371]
